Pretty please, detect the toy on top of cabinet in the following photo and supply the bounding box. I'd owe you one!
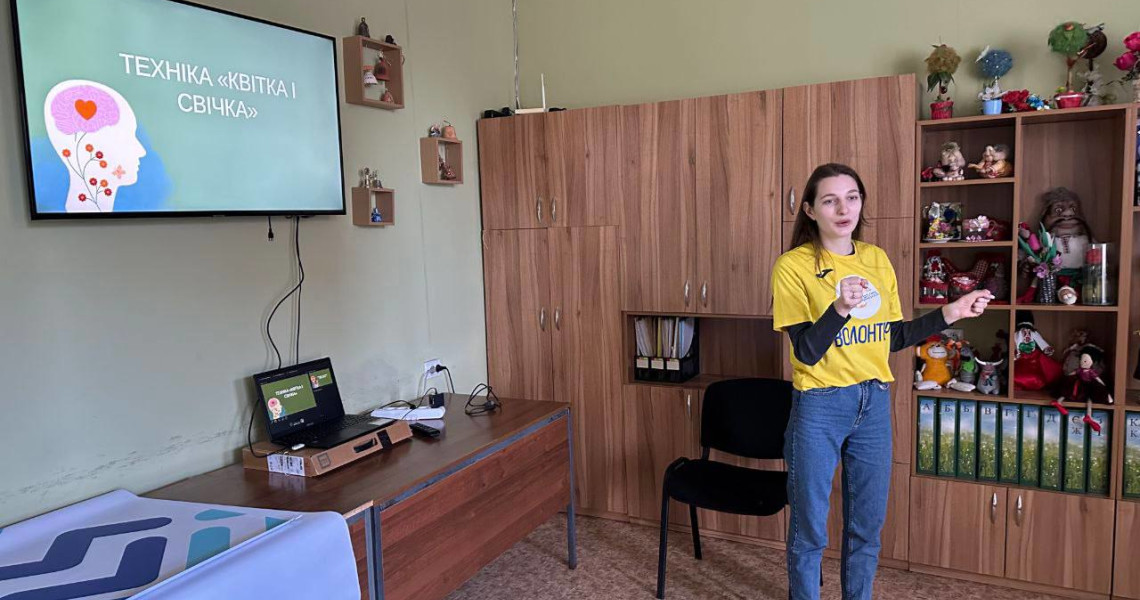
[967,144,1013,179]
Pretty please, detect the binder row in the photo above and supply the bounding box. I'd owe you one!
[633,316,698,383]
[1127,411,1140,498]
[917,397,1112,495]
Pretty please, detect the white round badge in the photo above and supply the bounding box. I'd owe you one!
[835,276,882,320]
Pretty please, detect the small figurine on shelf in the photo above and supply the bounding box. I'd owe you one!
[920,252,950,304]
[930,142,966,181]
[1052,343,1114,432]
[1083,243,1114,305]
[373,55,389,81]
[359,167,370,188]
[1013,312,1064,393]
[975,358,1004,395]
[439,156,457,181]
[442,120,457,139]
[976,46,1013,115]
[1041,187,1094,285]
[362,65,379,87]
[962,215,991,242]
[923,202,962,242]
[957,344,979,386]
[1060,329,1091,375]
[380,88,395,104]
[370,206,383,223]
[915,335,954,390]
[982,261,1009,302]
[384,34,397,45]
[926,44,961,119]
[967,144,1013,179]
[427,123,442,138]
[356,17,370,38]
[1057,285,1078,305]
[1048,21,1090,107]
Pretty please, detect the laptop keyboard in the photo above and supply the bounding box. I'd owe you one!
[279,413,373,446]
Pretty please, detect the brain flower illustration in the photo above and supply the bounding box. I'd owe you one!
[50,85,120,134]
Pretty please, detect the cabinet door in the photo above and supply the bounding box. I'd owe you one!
[546,107,623,228]
[624,385,701,524]
[478,114,550,230]
[908,477,1007,577]
[1115,500,1140,600]
[1005,490,1114,594]
[549,226,626,516]
[483,229,554,400]
[782,75,915,222]
[695,91,782,316]
[619,100,698,312]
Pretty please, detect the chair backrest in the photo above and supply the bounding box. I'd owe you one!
[700,378,793,460]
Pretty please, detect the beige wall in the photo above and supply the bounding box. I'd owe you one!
[0,0,512,525]
[519,0,1140,115]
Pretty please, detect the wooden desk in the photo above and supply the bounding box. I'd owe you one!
[147,396,576,600]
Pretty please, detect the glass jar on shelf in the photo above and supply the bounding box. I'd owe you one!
[1081,243,1114,305]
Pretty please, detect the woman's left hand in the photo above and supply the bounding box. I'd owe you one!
[942,290,994,324]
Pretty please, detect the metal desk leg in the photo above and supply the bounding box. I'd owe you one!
[566,414,578,570]
[371,507,386,600]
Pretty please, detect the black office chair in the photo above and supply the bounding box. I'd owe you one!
[655,378,793,599]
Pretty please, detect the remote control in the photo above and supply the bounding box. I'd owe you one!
[410,422,441,438]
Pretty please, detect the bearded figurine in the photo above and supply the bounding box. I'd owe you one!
[1040,187,1093,285]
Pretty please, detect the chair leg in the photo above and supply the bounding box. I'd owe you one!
[689,504,702,560]
[656,493,670,599]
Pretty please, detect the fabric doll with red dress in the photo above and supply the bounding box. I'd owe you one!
[1051,344,1113,430]
[1013,312,1062,393]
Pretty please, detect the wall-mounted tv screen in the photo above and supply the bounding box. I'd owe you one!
[11,0,345,219]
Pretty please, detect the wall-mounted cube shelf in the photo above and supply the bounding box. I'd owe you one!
[419,137,463,185]
[351,187,395,227]
[342,35,404,110]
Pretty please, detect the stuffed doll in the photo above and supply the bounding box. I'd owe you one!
[1060,330,1090,375]
[1013,313,1063,391]
[958,344,979,385]
[1051,344,1114,430]
[975,358,1004,395]
[931,142,966,181]
[915,336,953,389]
[1041,187,1094,285]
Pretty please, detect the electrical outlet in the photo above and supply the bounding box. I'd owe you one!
[423,358,441,376]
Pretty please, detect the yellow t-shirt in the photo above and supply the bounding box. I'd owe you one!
[771,241,903,391]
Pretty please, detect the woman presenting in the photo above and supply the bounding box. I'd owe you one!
[772,163,992,600]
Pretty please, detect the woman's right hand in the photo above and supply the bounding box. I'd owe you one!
[833,276,867,317]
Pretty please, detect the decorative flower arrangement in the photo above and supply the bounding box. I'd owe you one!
[925,44,961,119]
[976,47,1013,101]
[1048,21,1090,93]
[1112,31,1140,80]
[1001,89,1051,112]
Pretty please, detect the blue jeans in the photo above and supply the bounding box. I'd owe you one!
[784,379,892,600]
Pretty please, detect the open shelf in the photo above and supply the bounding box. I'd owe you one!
[910,473,1111,499]
[623,314,781,389]
[1012,303,1118,313]
[917,303,1010,311]
[1128,390,1140,409]
[351,187,395,227]
[1012,388,1110,412]
[915,388,1010,402]
[420,137,464,185]
[342,35,404,110]
[918,240,1014,249]
[920,177,1015,188]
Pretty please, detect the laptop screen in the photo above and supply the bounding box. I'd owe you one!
[253,357,345,439]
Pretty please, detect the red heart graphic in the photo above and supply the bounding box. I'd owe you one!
[75,100,97,120]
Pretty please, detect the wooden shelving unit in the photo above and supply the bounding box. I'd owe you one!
[351,187,395,227]
[420,137,463,185]
[919,177,1015,188]
[342,35,404,110]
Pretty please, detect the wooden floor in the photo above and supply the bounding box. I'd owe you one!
[446,514,1067,600]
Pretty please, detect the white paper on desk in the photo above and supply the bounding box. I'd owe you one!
[267,454,306,476]
[370,406,446,420]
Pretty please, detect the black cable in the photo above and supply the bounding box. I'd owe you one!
[465,383,501,416]
[264,217,305,370]
[294,217,304,365]
[266,216,275,241]
[439,366,455,393]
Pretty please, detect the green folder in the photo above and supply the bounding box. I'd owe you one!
[1040,407,1064,491]
[1063,413,1087,494]
[957,400,978,479]
[937,399,958,477]
[978,402,999,481]
[1125,412,1140,498]
[999,404,1020,484]
[1019,405,1041,487]
[916,397,937,474]
[1087,410,1111,495]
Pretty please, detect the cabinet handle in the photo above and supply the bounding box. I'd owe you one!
[551,196,558,223]
[536,196,544,224]
[1015,495,1023,525]
[539,307,547,331]
[788,187,797,215]
[554,308,561,330]
[701,282,708,307]
[684,281,691,307]
[990,492,998,522]
[686,393,691,419]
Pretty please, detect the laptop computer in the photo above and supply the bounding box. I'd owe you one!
[253,357,389,449]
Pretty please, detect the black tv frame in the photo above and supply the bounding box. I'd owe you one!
[9,0,347,220]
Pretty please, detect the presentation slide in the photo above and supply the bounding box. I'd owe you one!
[309,368,333,389]
[15,0,343,216]
[261,374,318,422]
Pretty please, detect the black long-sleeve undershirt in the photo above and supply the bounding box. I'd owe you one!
[784,306,948,366]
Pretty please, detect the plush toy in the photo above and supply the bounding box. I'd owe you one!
[915,335,954,389]
[1041,187,1094,279]
[967,144,1014,178]
[1051,344,1114,431]
[958,344,979,384]
[931,142,966,181]
[920,252,950,304]
[1013,312,1063,391]
[975,358,1004,395]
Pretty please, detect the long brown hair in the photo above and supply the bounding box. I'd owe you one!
[789,163,870,273]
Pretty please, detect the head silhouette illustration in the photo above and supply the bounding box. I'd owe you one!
[44,80,146,213]
[267,397,284,420]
